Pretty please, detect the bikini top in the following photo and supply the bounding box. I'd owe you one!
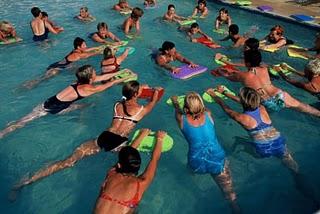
[101,56,120,73]
[100,169,140,209]
[113,102,143,124]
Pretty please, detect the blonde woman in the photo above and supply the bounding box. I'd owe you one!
[170,92,239,213]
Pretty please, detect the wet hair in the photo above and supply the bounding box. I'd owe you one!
[305,58,320,76]
[239,87,261,111]
[116,146,141,175]
[219,8,228,14]
[41,11,48,18]
[121,81,140,116]
[80,7,88,12]
[31,7,41,17]
[245,38,259,51]
[103,47,113,59]
[168,4,175,10]
[244,50,261,67]
[73,37,85,49]
[271,25,284,36]
[131,7,144,19]
[197,0,206,6]
[76,65,94,84]
[159,41,175,53]
[190,23,199,29]
[229,24,239,35]
[184,92,205,119]
[97,22,108,31]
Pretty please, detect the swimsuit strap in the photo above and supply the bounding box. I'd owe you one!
[113,102,143,124]
[244,107,271,131]
[65,50,75,63]
[70,83,85,99]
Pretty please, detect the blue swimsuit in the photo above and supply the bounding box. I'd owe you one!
[244,108,286,158]
[181,112,225,174]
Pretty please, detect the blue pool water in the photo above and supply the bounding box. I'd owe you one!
[1,0,319,213]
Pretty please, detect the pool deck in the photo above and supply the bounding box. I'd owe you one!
[218,0,320,29]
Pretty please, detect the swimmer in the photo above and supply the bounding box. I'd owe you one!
[101,46,130,74]
[215,8,232,30]
[74,7,96,22]
[289,33,320,60]
[191,0,208,18]
[41,11,64,34]
[94,129,164,214]
[0,21,21,43]
[0,65,131,139]
[144,0,156,7]
[123,7,144,35]
[30,7,64,42]
[114,0,132,12]
[206,86,299,173]
[180,23,220,48]
[276,59,320,100]
[23,37,103,89]
[220,24,247,48]
[170,92,240,213]
[260,25,293,50]
[163,4,188,23]
[215,49,320,117]
[13,81,162,189]
[91,22,121,44]
[155,41,198,73]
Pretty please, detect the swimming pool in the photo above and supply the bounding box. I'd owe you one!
[0,0,319,213]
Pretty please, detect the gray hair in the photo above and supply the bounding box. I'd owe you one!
[306,59,320,75]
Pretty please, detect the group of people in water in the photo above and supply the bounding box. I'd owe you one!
[1,0,320,213]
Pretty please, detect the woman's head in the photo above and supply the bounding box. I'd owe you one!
[116,146,141,175]
[159,41,175,55]
[80,7,89,17]
[131,7,144,20]
[219,8,228,17]
[184,92,205,119]
[103,47,114,59]
[76,65,95,84]
[305,58,320,79]
[239,87,261,111]
[244,49,261,67]
[244,38,259,51]
[97,22,108,32]
[31,7,41,18]
[197,0,206,8]
[73,37,86,49]
[122,81,140,100]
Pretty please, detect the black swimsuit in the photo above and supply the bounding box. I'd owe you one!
[47,51,74,70]
[43,84,84,114]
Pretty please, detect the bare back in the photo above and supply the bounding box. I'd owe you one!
[31,18,45,36]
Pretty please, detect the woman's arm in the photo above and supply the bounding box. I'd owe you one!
[116,48,129,64]
[108,32,121,42]
[94,72,119,82]
[130,129,151,149]
[92,33,107,44]
[170,96,183,128]
[140,88,161,117]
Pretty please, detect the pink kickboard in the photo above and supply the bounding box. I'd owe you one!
[257,5,273,12]
[171,65,208,79]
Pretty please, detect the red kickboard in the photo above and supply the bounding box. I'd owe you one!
[196,36,220,49]
[139,88,164,101]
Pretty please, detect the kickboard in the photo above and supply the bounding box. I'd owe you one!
[166,95,185,110]
[0,37,23,45]
[291,14,315,22]
[236,1,252,6]
[214,54,231,66]
[196,36,220,49]
[179,19,196,26]
[130,129,174,152]
[202,85,236,103]
[139,88,164,101]
[116,46,135,55]
[269,63,296,76]
[120,10,132,15]
[126,34,143,40]
[145,5,159,10]
[287,45,308,60]
[213,28,227,34]
[171,65,208,79]
[114,69,138,82]
[257,5,273,12]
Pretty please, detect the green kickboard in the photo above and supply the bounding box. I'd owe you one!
[202,85,236,103]
[166,95,185,110]
[214,54,231,66]
[269,63,295,76]
[114,69,138,82]
[179,19,196,26]
[0,37,22,45]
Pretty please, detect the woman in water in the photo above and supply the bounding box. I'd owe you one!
[260,25,292,50]
[94,129,165,213]
[23,37,102,89]
[191,0,208,18]
[170,92,240,213]
[14,81,162,189]
[74,6,95,22]
[0,21,22,43]
[0,65,130,139]
[101,46,130,74]
[206,86,298,170]
[91,22,122,44]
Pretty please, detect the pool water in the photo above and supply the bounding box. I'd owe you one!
[1,0,319,213]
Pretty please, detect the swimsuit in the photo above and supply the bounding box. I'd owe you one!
[97,102,143,152]
[32,21,49,42]
[261,90,286,112]
[244,108,286,157]
[181,112,225,174]
[101,56,120,73]
[43,84,84,114]
[47,51,74,70]
[100,170,140,208]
